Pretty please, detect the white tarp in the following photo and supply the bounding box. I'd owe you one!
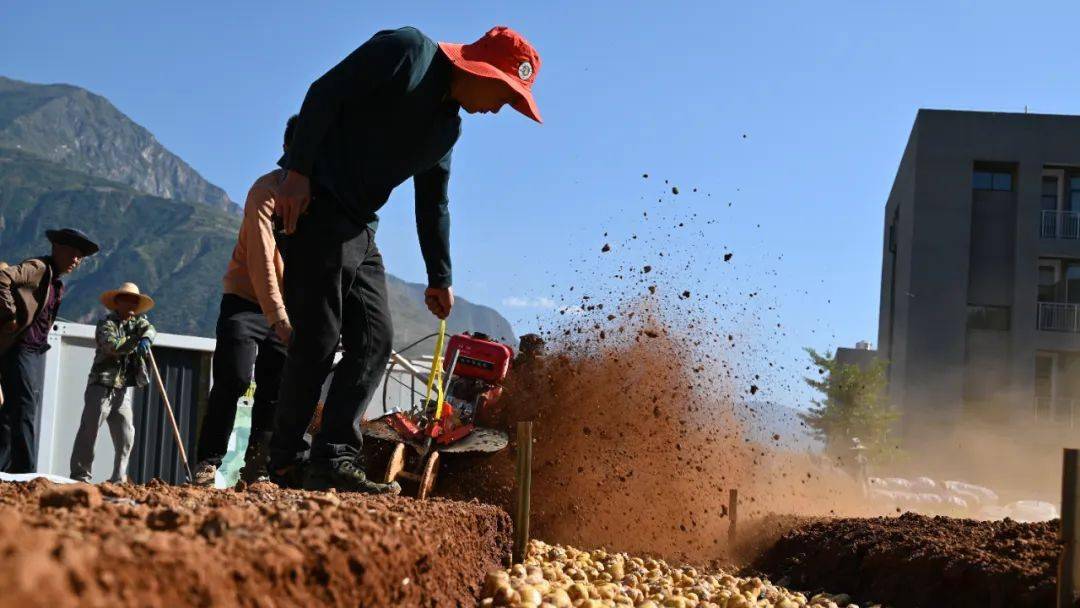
[0,472,77,484]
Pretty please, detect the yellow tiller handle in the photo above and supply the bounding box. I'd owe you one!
[422,319,448,419]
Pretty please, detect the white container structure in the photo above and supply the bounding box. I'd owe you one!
[37,321,214,483]
[35,321,434,485]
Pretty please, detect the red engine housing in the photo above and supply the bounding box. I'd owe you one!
[445,332,513,384]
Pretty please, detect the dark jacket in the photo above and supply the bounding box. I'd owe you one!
[281,26,461,288]
[0,258,55,354]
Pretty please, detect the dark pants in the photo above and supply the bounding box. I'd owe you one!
[0,346,46,473]
[196,294,287,466]
[270,191,393,470]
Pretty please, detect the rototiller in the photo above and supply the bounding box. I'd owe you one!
[360,320,514,498]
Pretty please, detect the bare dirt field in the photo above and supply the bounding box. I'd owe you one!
[0,459,1072,608]
[752,512,1068,608]
[0,478,510,607]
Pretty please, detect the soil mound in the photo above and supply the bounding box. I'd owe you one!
[752,512,1066,608]
[0,479,510,607]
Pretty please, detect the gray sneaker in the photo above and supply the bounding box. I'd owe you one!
[192,460,218,487]
[303,457,401,495]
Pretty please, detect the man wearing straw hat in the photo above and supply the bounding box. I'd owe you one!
[69,282,156,483]
[0,228,99,474]
[270,25,542,493]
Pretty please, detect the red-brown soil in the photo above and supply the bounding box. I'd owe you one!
[0,478,510,608]
[752,512,1070,608]
[433,326,875,565]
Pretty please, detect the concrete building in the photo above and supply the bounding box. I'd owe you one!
[879,109,1080,445]
[836,341,878,372]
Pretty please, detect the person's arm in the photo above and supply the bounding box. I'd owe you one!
[414,150,453,289]
[0,265,19,324]
[139,317,157,343]
[96,318,139,356]
[244,185,289,326]
[135,317,156,355]
[281,29,416,177]
[415,151,455,319]
[0,260,44,325]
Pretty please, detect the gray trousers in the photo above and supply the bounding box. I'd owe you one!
[69,384,135,483]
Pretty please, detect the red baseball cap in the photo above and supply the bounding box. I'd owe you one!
[439,26,542,123]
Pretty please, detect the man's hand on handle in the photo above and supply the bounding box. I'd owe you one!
[275,170,311,234]
[136,338,152,356]
[424,287,454,320]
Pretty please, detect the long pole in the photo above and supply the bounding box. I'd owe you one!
[513,421,533,564]
[1060,448,1080,608]
[728,489,739,547]
[148,349,193,483]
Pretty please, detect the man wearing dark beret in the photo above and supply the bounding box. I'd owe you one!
[0,228,99,473]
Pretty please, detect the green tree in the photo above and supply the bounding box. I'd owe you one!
[800,348,898,463]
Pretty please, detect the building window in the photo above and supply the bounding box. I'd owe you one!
[1070,177,1080,212]
[1043,176,1061,212]
[1037,259,1080,304]
[1039,263,1059,302]
[973,170,1012,191]
[1067,264,1080,304]
[966,305,1011,330]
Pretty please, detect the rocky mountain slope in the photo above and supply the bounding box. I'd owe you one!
[0,77,233,212]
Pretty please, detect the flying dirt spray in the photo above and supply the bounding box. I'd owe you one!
[438,179,876,563]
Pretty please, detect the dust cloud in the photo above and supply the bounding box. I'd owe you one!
[438,177,877,564]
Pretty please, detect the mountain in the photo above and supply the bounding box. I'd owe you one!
[0,146,516,348]
[387,274,516,352]
[0,77,234,212]
[0,146,242,334]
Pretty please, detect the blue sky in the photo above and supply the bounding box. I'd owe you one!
[5,1,1080,406]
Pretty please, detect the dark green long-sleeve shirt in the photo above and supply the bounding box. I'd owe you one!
[281,26,461,288]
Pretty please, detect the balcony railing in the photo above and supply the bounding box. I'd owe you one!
[1035,397,1079,428]
[1040,210,1080,239]
[1037,301,1080,332]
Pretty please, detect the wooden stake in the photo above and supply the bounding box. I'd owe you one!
[513,421,533,564]
[728,489,739,546]
[1059,448,1080,608]
[148,350,193,483]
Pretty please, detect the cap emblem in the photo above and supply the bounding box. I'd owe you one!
[518,61,533,81]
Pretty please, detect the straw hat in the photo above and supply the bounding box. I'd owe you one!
[100,282,154,315]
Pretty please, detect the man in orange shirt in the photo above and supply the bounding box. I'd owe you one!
[192,116,297,486]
